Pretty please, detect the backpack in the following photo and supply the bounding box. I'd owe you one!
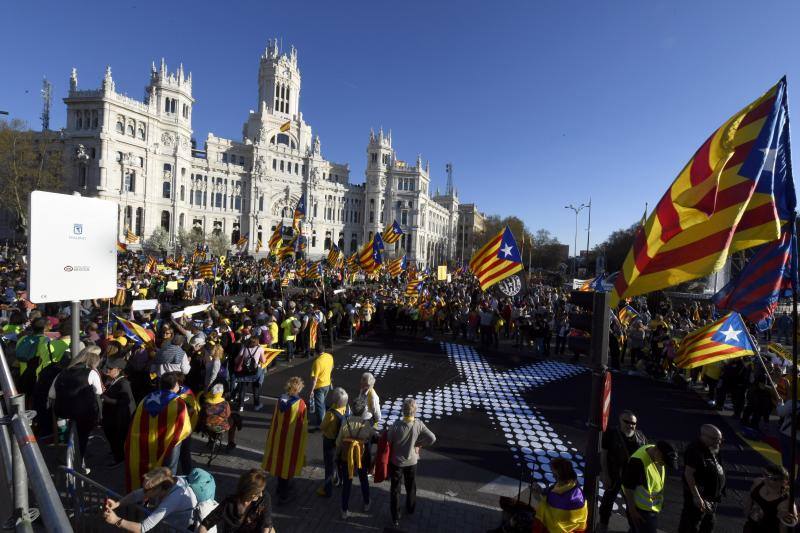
[235,347,259,375]
[186,467,216,503]
[54,366,98,420]
[373,430,391,483]
[16,335,50,362]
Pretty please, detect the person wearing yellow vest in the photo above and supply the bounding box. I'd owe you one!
[622,441,678,533]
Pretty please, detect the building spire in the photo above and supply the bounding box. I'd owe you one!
[69,67,78,92]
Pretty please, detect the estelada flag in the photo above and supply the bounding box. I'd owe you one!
[115,315,154,347]
[269,224,283,252]
[309,319,319,350]
[262,395,308,479]
[674,312,757,369]
[125,390,192,490]
[259,347,283,367]
[111,288,127,307]
[382,220,404,244]
[469,226,523,291]
[612,79,792,307]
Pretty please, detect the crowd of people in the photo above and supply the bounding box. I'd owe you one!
[0,240,799,532]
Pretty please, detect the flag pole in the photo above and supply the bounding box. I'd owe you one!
[790,210,798,504]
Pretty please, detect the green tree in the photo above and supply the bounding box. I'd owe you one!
[594,222,639,273]
[0,119,64,235]
[143,227,171,255]
[178,226,204,252]
[207,232,230,257]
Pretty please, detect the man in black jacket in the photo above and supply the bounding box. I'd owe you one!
[101,357,136,465]
[599,410,647,531]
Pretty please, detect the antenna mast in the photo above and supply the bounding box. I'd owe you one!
[40,77,52,131]
[445,162,454,195]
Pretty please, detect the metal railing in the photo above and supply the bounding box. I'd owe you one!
[57,467,185,533]
[0,343,73,532]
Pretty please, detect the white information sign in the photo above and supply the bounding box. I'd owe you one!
[28,191,118,303]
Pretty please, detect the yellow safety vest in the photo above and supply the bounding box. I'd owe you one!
[630,445,664,513]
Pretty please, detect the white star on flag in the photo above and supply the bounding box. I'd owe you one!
[500,243,514,257]
[720,325,741,342]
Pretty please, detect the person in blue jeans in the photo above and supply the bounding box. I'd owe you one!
[308,347,334,429]
[335,398,376,519]
[316,387,349,497]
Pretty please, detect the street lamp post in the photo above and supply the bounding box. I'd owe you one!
[565,203,587,276]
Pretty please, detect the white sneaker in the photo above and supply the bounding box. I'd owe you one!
[340,510,348,520]
[364,502,371,512]
[346,339,353,343]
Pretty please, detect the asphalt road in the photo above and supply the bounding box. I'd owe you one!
[224,331,772,532]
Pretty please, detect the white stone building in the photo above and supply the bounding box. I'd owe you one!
[58,40,461,266]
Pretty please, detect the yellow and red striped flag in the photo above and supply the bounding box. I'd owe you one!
[125,229,139,244]
[674,312,757,369]
[387,256,406,277]
[262,397,308,478]
[269,224,283,252]
[612,79,791,307]
[280,120,291,132]
[116,241,128,253]
[125,392,192,490]
[309,319,319,350]
[259,348,283,367]
[469,226,523,291]
[198,262,215,278]
[382,220,404,244]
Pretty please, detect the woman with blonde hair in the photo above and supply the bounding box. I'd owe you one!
[48,345,104,457]
[262,376,307,503]
[204,341,227,392]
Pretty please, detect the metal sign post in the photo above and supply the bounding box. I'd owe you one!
[584,290,610,531]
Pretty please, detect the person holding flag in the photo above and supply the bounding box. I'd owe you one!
[293,193,306,233]
[124,372,193,491]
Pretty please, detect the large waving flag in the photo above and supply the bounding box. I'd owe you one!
[327,244,342,267]
[125,391,192,490]
[383,220,404,244]
[359,233,385,273]
[125,229,139,244]
[268,224,283,252]
[405,277,423,297]
[469,226,524,291]
[714,115,797,325]
[613,79,791,307]
[293,193,306,232]
[674,312,757,369]
[388,256,406,277]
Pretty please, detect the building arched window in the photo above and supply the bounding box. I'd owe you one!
[312,231,317,248]
[135,207,143,235]
[124,206,133,229]
[234,196,242,210]
[162,181,171,199]
[78,166,87,188]
[324,231,332,250]
[126,122,134,136]
[137,125,146,140]
[276,134,290,146]
[76,111,83,130]
[180,185,185,201]
[282,206,291,218]
[259,196,264,211]
[116,117,124,134]
[160,210,170,231]
[179,213,185,228]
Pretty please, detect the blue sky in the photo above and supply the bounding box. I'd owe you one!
[2,0,799,251]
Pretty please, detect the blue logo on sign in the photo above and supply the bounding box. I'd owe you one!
[73,224,83,235]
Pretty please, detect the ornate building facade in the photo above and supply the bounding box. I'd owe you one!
[58,40,462,266]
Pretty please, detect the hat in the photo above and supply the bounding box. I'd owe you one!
[655,440,679,471]
[104,356,127,370]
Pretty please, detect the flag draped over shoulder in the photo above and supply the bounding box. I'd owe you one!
[125,391,192,490]
[262,396,307,479]
[674,312,757,369]
[382,220,404,244]
[469,226,524,291]
[613,79,791,307]
[533,482,587,533]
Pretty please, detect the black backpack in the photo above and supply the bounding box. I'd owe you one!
[54,366,99,420]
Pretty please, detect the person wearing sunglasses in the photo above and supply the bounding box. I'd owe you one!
[743,464,798,532]
[678,424,725,532]
[598,410,647,532]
